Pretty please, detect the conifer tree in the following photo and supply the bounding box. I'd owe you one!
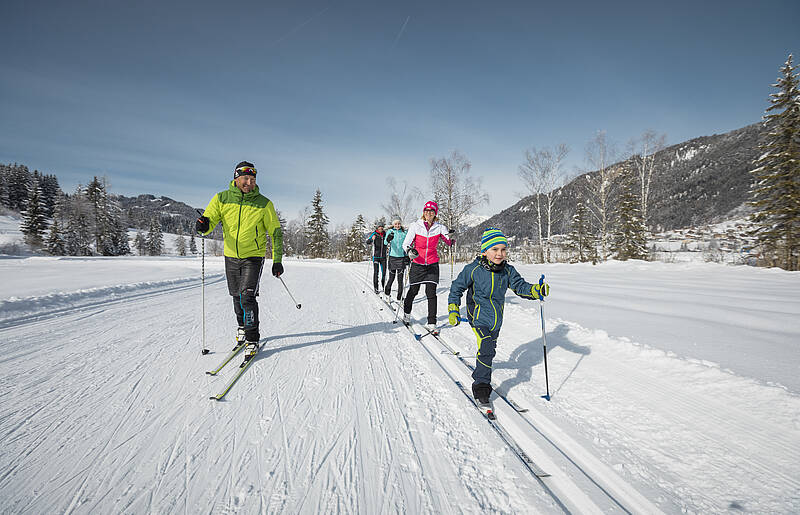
[343,214,367,262]
[564,200,596,263]
[276,210,292,255]
[305,189,330,258]
[189,230,197,254]
[612,166,649,261]
[46,218,67,255]
[0,166,9,208]
[749,54,800,270]
[147,216,164,256]
[40,174,61,218]
[176,226,187,256]
[104,216,130,256]
[20,177,48,248]
[7,164,32,211]
[65,203,93,256]
[86,176,108,252]
[134,231,147,256]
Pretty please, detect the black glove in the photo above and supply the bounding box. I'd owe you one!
[196,216,210,233]
[272,262,284,277]
[408,248,419,259]
[386,232,394,242]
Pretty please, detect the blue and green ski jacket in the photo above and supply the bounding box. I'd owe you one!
[448,257,537,331]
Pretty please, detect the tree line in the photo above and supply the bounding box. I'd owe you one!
[4,55,796,269]
[0,167,198,257]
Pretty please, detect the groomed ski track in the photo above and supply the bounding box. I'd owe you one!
[351,269,662,515]
[0,261,563,513]
[2,259,799,513]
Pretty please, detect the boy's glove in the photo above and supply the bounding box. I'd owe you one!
[532,282,550,299]
[196,215,210,234]
[448,303,460,326]
[386,232,394,242]
[408,248,419,259]
[272,262,284,277]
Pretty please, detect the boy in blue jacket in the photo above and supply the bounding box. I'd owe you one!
[447,227,550,406]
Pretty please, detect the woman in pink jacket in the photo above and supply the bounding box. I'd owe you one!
[401,201,454,333]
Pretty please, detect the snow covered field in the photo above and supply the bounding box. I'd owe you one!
[0,256,798,513]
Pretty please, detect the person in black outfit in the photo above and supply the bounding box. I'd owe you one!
[366,225,388,293]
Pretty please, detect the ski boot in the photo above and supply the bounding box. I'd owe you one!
[423,323,439,336]
[235,327,246,349]
[472,383,494,419]
[242,341,259,366]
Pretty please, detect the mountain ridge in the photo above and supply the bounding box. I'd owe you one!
[463,121,763,245]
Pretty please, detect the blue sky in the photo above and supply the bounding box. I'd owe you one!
[1,0,798,227]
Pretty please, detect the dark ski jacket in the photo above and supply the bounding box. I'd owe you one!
[448,256,537,331]
[366,230,388,260]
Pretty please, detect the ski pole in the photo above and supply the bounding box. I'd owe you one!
[196,209,210,355]
[278,276,301,309]
[538,274,549,400]
[200,235,210,354]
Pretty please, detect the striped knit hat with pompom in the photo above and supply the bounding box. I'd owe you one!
[480,227,508,252]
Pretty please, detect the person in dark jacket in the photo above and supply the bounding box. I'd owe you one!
[447,227,549,406]
[383,219,408,300]
[366,224,388,293]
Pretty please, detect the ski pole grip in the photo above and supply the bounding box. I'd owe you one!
[196,209,208,237]
[538,274,545,300]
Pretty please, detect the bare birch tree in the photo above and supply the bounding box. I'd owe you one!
[430,150,489,277]
[381,177,420,225]
[627,129,667,230]
[517,143,569,262]
[584,130,620,261]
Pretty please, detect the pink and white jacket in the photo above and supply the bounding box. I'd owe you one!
[402,219,453,265]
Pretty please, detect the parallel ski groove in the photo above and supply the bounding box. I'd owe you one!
[367,288,556,482]
[358,271,649,515]
[381,292,530,413]
[453,381,549,478]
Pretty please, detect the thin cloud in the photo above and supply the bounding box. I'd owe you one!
[391,16,410,49]
[272,6,331,46]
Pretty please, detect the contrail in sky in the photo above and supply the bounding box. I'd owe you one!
[272,6,331,46]
[391,16,411,49]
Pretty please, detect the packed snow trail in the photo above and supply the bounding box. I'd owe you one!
[2,257,799,513]
[0,260,561,513]
[431,263,800,514]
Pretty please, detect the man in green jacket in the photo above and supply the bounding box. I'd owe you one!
[196,161,284,360]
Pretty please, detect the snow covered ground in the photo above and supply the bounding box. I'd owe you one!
[0,256,798,513]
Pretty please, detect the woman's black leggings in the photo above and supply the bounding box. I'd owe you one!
[384,269,405,299]
[403,262,439,325]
